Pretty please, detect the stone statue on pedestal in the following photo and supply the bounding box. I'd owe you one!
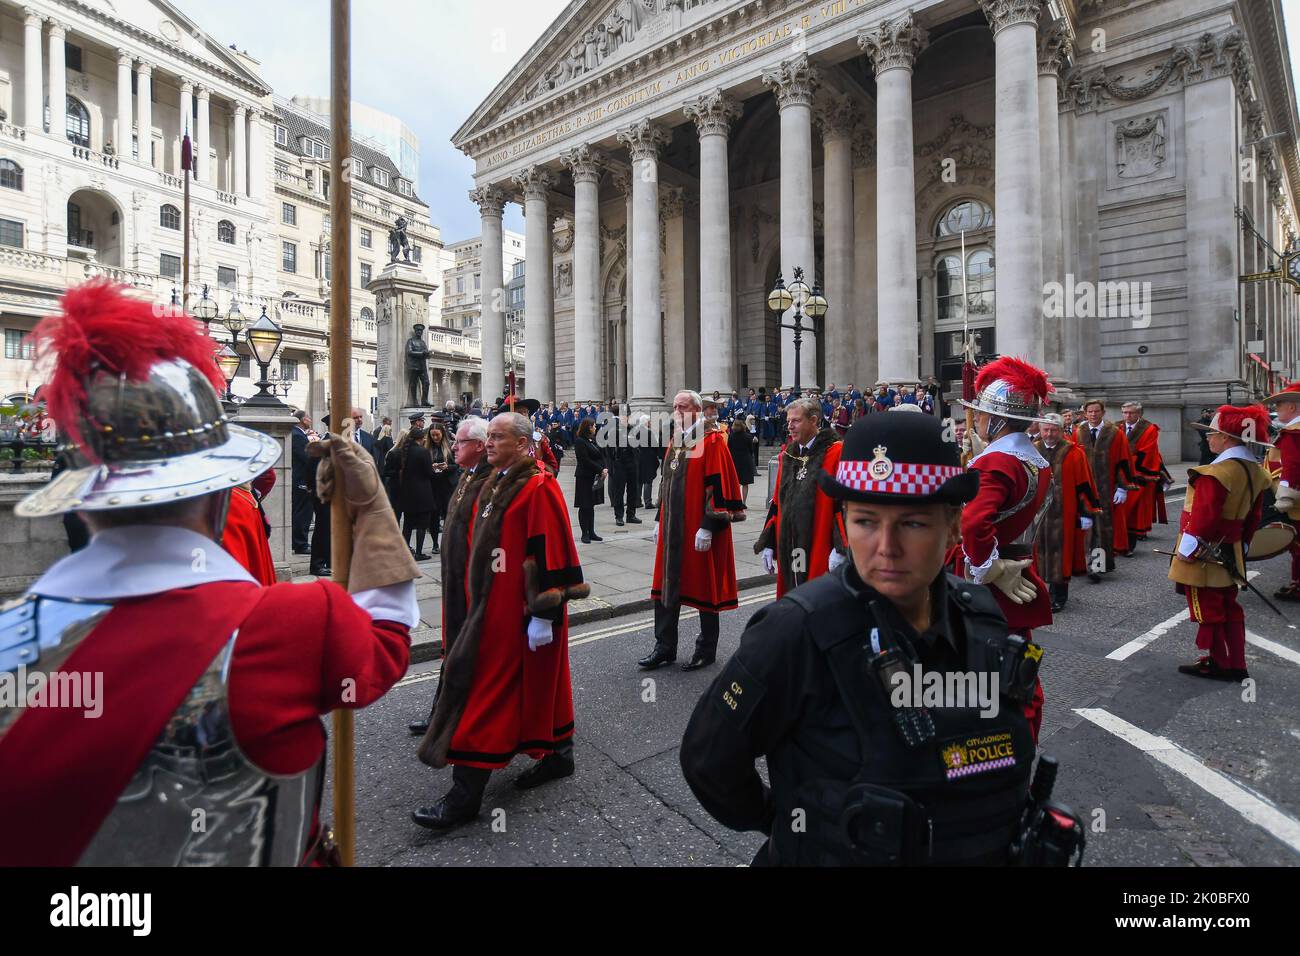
[388,216,412,264]
[406,323,431,407]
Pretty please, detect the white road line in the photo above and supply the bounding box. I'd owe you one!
[1108,609,1189,661]
[1075,707,1300,855]
[1246,631,1300,666]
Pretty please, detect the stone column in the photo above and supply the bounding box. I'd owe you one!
[471,185,508,405]
[515,165,557,402]
[919,268,937,381]
[47,21,66,139]
[762,56,820,387]
[852,131,878,385]
[116,49,133,156]
[685,89,741,394]
[310,350,330,421]
[661,186,688,393]
[611,166,634,401]
[23,9,42,131]
[136,61,153,167]
[247,109,264,200]
[233,105,248,196]
[1038,17,1071,384]
[817,92,859,389]
[561,145,606,403]
[196,86,211,184]
[860,16,926,385]
[981,0,1045,364]
[617,120,670,410]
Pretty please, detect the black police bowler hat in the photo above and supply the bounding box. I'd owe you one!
[816,413,979,505]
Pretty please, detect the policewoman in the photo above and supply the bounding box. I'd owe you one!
[679,412,1046,866]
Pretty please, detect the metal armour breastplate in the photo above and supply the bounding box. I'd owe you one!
[76,627,322,866]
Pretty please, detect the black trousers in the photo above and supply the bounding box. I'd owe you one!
[292,486,314,551]
[609,464,638,519]
[653,601,719,657]
[310,496,331,568]
[1050,580,1069,605]
[641,479,655,511]
[577,504,595,539]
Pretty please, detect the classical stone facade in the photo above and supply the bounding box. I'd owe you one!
[455,0,1300,461]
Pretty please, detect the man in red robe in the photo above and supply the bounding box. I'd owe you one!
[641,390,746,672]
[416,412,588,830]
[1074,399,1136,577]
[755,396,845,598]
[223,483,278,586]
[1033,414,1101,612]
[0,281,419,866]
[1119,400,1164,553]
[1264,383,1300,600]
[958,356,1055,741]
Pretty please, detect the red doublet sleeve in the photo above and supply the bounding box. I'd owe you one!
[228,580,410,775]
[528,475,585,623]
[1185,476,1228,541]
[1280,431,1300,487]
[962,458,1016,568]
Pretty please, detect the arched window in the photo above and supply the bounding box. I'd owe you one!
[160,204,181,230]
[936,255,964,321]
[0,159,22,191]
[934,249,996,322]
[65,96,90,148]
[360,307,375,332]
[217,219,236,244]
[935,199,993,238]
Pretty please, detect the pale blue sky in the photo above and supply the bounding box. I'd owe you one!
[179,0,1300,245]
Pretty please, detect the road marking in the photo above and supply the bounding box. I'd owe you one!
[1108,609,1189,661]
[1075,707,1300,854]
[394,587,779,688]
[1246,631,1300,666]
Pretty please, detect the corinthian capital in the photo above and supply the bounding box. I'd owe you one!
[816,91,861,145]
[617,119,671,163]
[684,89,742,139]
[761,55,820,111]
[858,15,928,76]
[469,184,507,219]
[980,0,1044,37]
[1037,17,1073,76]
[560,144,607,185]
[513,165,556,202]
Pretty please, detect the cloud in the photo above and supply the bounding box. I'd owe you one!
[176,0,568,241]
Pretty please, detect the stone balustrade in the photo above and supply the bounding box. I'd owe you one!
[71,144,120,170]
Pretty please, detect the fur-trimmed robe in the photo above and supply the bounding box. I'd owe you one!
[754,427,845,598]
[419,458,587,770]
[1121,419,1164,535]
[1033,438,1101,584]
[439,461,492,654]
[1075,420,1135,560]
[652,427,745,613]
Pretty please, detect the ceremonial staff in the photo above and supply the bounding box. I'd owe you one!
[181,122,192,311]
[329,0,357,866]
[959,229,977,464]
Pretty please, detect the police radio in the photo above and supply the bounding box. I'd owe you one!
[1010,755,1086,866]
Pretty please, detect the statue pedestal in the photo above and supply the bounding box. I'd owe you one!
[367,262,440,429]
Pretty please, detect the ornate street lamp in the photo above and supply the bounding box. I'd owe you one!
[193,283,219,334]
[215,344,241,402]
[767,267,824,396]
[244,306,285,407]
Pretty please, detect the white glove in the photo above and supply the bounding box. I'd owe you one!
[762,547,776,574]
[694,528,713,552]
[1276,487,1298,512]
[1079,516,1094,530]
[526,616,554,652]
[983,558,1037,605]
[960,428,987,458]
[828,549,846,571]
[1113,487,1128,505]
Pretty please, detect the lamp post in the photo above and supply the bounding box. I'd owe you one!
[193,284,219,335]
[243,306,286,408]
[767,267,825,396]
[215,344,241,402]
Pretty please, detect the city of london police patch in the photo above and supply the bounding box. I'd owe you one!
[940,732,1016,780]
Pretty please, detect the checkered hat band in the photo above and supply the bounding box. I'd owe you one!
[836,460,964,496]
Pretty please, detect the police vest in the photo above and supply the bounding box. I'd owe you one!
[771,572,1035,866]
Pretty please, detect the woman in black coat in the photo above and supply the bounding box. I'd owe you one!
[572,418,608,544]
[729,418,758,505]
[426,424,458,554]
[383,431,405,523]
[398,426,437,559]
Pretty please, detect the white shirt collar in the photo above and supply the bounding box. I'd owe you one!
[1212,444,1255,465]
[1279,413,1300,428]
[971,430,1049,468]
[31,526,256,601]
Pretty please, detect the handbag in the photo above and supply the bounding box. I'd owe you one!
[592,475,606,506]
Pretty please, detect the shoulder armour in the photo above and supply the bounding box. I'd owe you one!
[0,595,113,673]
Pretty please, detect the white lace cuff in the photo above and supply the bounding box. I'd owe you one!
[1177,533,1199,558]
[964,543,999,584]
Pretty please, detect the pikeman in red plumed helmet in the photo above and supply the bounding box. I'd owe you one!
[0,281,420,866]
[957,356,1055,741]
[1171,405,1272,681]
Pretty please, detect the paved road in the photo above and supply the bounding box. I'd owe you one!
[338,508,1300,867]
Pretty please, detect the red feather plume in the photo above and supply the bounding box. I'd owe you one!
[1214,404,1270,443]
[28,280,222,452]
[974,355,1053,402]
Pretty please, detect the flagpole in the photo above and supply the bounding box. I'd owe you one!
[182,123,191,313]
[329,0,356,867]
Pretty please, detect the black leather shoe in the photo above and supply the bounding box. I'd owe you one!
[627,515,643,524]
[1088,572,1102,583]
[581,536,591,544]
[681,652,716,672]
[1050,601,1066,613]
[514,753,574,790]
[589,533,604,542]
[637,647,676,669]
[413,552,430,561]
[408,718,430,737]
[1177,659,1236,681]
[615,517,625,527]
[310,565,331,577]
[411,798,480,831]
